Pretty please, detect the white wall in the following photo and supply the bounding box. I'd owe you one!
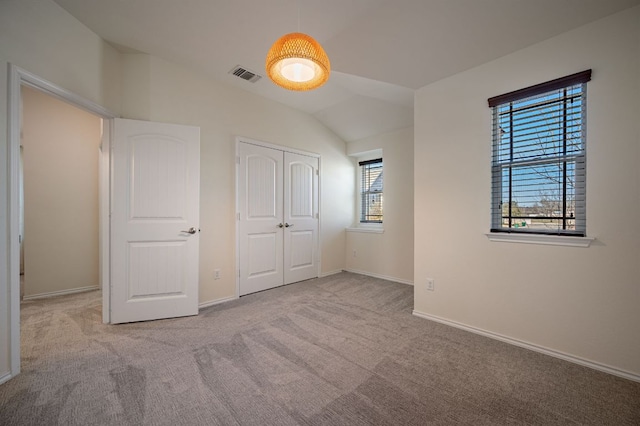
[0,0,122,382]
[21,86,101,298]
[345,127,414,284]
[120,55,353,304]
[414,6,640,377]
[0,0,354,382]
[0,0,122,114]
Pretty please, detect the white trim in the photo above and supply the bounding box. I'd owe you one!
[316,156,323,282]
[486,232,595,247]
[235,141,240,300]
[0,372,12,386]
[8,63,22,378]
[346,227,384,234]
[236,136,320,159]
[198,295,237,309]
[22,285,99,301]
[344,269,413,286]
[18,67,116,118]
[319,269,343,278]
[6,64,117,382]
[412,310,640,383]
[100,119,112,324]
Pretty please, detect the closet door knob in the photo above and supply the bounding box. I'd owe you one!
[277,223,284,228]
[285,223,294,228]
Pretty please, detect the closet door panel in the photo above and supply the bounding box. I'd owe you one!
[238,143,284,296]
[284,152,319,284]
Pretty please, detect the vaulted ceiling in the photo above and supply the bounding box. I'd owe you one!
[53,0,640,142]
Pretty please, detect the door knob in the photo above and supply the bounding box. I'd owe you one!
[277,223,284,228]
[181,227,197,234]
[285,223,294,228]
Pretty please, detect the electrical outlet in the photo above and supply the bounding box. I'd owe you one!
[426,278,435,291]
[214,269,221,280]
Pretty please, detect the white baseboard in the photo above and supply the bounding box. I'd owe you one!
[0,371,13,385]
[412,310,640,383]
[318,269,343,278]
[23,285,100,301]
[198,295,237,310]
[343,269,413,286]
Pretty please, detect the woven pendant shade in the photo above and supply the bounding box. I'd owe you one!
[266,32,330,91]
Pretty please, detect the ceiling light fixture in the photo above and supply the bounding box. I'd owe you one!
[266,6,330,92]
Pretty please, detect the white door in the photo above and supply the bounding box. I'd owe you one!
[284,152,319,284]
[238,143,284,296]
[111,118,200,324]
[238,142,319,296]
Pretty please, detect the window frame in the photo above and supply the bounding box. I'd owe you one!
[359,158,384,224]
[488,70,591,237]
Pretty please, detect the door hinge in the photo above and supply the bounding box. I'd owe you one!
[236,156,240,164]
[237,212,240,221]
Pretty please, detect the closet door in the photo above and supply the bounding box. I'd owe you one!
[284,152,319,284]
[238,143,284,296]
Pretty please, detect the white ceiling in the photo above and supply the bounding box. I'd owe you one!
[53,0,639,142]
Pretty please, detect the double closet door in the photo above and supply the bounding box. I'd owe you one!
[238,142,319,296]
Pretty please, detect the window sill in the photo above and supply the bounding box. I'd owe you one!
[347,227,384,234]
[486,232,594,247]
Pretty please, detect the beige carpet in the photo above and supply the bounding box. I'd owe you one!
[1,272,639,425]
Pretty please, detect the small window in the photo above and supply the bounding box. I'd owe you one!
[360,158,383,223]
[488,70,591,236]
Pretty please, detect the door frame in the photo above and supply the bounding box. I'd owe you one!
[235,136,322,298]
[6,64,116,381]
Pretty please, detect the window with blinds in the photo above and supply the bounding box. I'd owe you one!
[360,158,383,223]
[488,70,591,236]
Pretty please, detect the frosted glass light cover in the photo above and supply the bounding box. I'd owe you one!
[280,58,316,82]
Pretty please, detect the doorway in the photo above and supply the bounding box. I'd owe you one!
[6,65,116,381]
[20,86,102,301]
[5,66,200,384]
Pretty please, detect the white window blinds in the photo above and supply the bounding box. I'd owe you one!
[360,158,383,223]
[488,70,591,236]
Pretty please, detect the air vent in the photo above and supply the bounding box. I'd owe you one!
[229,65,262,83]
